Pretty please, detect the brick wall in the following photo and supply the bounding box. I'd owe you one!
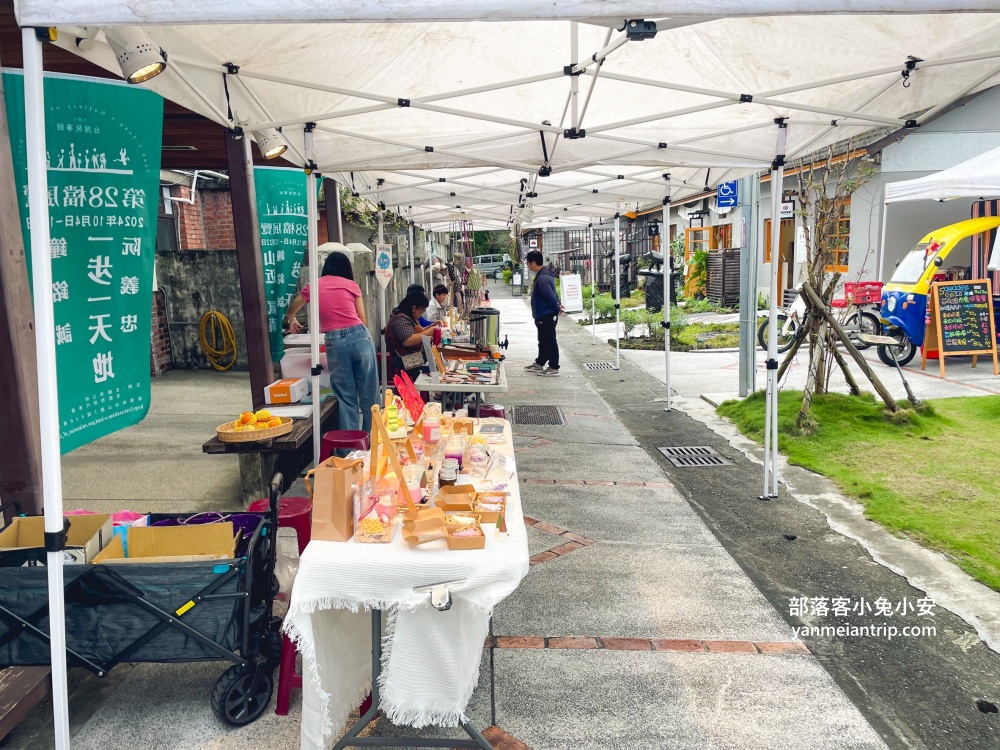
[150,289,173,376]
[202,189,237,249]
[173,185,236,250]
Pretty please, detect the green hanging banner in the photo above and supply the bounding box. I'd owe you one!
[4,70,163,454]
[254,166,309,362]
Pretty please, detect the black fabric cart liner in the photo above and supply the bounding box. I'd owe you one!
[0,513,273,670]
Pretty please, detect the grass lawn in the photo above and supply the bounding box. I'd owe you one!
[674,322,740,350]
[717,391,1000,592]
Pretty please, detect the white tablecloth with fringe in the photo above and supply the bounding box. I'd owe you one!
[285,423,528,750]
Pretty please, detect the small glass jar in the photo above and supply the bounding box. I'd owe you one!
[403,464,424,505]
[438,458,459,488]
[444,436,466,469]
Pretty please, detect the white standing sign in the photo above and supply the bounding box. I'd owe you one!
[560,272,584,313]
[375,243,393,289]
[780,200,795,219]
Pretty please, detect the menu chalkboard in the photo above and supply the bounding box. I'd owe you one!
[937,281,993,353]
[925,279,998,378]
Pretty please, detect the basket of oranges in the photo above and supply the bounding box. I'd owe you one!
[216,409,293,443]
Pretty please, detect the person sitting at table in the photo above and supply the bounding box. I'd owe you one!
[385,290,440,380]
[285,251,378,435]
[426,284,450,322]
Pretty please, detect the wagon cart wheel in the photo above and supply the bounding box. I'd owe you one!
[211,664,274,726]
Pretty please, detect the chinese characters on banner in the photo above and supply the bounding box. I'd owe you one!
[253,167,309,362]
[4,72,162,454]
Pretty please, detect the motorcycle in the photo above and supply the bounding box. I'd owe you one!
[878,215,1000,367]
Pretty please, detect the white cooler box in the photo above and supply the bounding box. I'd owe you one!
[280,348,332,389]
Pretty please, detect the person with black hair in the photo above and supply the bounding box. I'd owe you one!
[407,283,434,326]
[285,251,378,434]
[426,284,450,322]
[525,250,563,375]
[385,290,440,379]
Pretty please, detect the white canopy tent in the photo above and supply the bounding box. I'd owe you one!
[12,2,1000,746]
[878,143,1000,278]
[885,143,1000,202]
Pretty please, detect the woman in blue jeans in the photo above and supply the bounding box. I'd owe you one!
[285,252,378,435]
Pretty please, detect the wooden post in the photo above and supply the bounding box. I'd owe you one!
[225,130,273,409]
[0,65,42,518]
[323,178,344,244]
[801,282,899,412]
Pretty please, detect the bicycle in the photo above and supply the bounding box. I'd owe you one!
[757,281,882,354]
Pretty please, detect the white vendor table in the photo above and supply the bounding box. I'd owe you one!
[286,422,528,750]
[412,363,508,417]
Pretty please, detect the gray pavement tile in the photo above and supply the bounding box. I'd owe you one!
[494,649,888,750]
[520,483,719,546]
[493,543,796,642]
[528,523,567,557]
[513,442,668,483]
[61,454,241,505]
[65,662,300,750]
[512,414,638,446]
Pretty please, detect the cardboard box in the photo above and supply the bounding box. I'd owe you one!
[447,523,486,550]
[0,514,113,567]
[264,377,310,405]
[94,523,236,564]
[434,484,476,513]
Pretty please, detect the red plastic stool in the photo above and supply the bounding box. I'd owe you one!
[275,633,301,716]
[247,496,312,555]
[320,430,370,461]
[478,404,506,420]
[275,633,372,717]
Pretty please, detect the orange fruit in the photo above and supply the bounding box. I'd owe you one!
[267,418,282,428]
[239,412,255,425]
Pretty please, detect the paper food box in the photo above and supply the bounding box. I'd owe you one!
[94,523,236,564]
[434,484,476,512]
[445,514,486,550]
[0,514,113,567]
[264,377,310,405]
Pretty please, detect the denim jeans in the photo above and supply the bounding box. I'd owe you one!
[325,325,379,435]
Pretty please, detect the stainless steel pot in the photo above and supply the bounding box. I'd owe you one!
[469,307,500,348]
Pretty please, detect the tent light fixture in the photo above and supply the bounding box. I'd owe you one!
[252,127,288,159]
[106,26,167,85]
[538,165,552,177]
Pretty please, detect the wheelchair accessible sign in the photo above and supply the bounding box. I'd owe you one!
[375,244,393,289]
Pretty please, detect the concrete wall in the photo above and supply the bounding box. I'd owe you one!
[853,85,1000,281]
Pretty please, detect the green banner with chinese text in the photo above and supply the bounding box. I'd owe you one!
[4,70,163,454]
[254,166,309,362]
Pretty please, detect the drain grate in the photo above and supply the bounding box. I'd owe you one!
[583,362,617,371]
[657,446,732,467]
[511,405,566,426]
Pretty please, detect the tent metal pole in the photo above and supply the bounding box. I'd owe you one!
[305,128,322,466]
[587,133,773,164]
[614,211,621,370]
[22,28,70,750]
[355,167,506,196]
[316,124,536,171]
[570,21,580,129]
[414,71,564,103]
[877,200,890,282]
[231,76,307,164]
[589,223,596,344]
[585,100,736,135]
[409,212,415,287]
[762,122,787,500]
[662,197,672,411]
[585,71,905,129]
[165,64,232,125]
[252,104,397,130]
[917,60,1000,124]
[378,205,387,399]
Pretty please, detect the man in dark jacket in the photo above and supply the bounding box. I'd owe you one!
[525,250,563,375]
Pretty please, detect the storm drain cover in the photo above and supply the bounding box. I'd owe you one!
[657,446,732,467]
[511,405,565,426]
[583,362,617,370]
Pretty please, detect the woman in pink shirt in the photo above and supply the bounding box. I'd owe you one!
[285,252,378,435]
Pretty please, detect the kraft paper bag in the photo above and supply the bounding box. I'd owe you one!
[306,457,363,542]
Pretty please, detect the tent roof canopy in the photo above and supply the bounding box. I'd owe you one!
[23,3,1000,229]
[884,143,1000,203]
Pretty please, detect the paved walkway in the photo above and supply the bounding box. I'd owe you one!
[6,289,891,749]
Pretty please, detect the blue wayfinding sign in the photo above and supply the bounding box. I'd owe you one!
[717,180,738,209]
